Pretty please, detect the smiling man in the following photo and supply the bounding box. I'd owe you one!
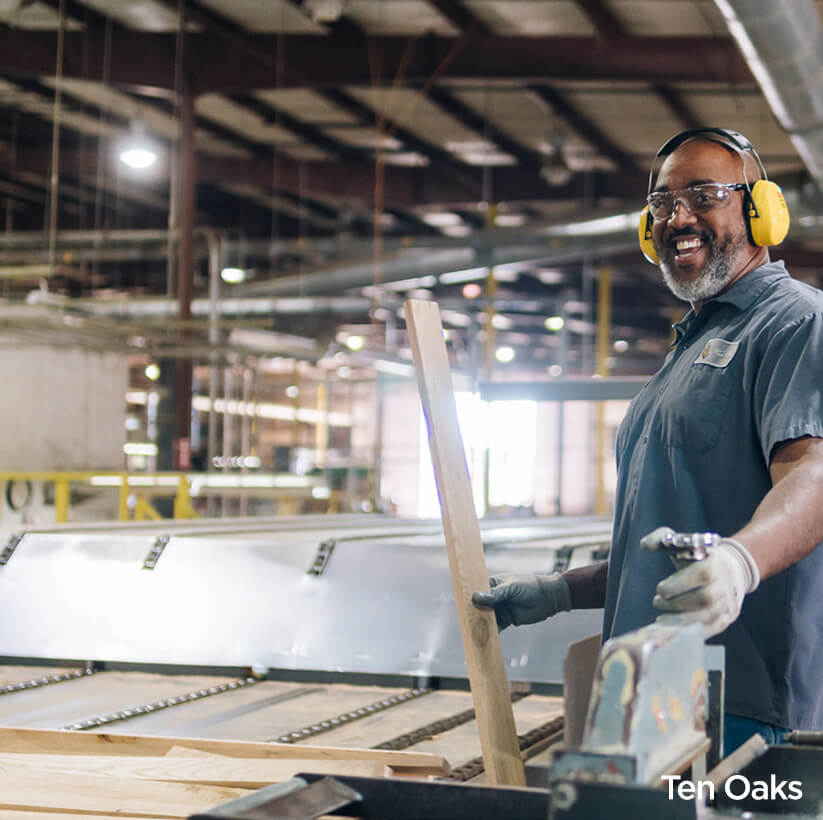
[474,128,823,754]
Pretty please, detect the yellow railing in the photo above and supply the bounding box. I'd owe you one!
[0,472,198,523]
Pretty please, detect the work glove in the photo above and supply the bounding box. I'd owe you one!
[642,527,760,639]
[471,573,572,632]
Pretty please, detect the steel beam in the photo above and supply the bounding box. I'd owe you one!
[12,145,648,208]
[0,31,754,91]
[480,377,648,402]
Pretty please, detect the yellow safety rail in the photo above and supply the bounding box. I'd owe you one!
[0,472,198,524]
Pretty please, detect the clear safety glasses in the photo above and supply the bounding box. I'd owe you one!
[646,182,748,221]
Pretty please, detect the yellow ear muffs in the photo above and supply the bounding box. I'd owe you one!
[638,205,658,264]
[746,179,790,247]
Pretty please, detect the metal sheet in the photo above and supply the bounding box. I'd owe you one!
[0,517,607,683]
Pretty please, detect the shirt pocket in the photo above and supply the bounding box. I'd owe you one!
[655,359,736,453]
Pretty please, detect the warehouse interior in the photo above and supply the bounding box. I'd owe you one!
[1,0,822,817]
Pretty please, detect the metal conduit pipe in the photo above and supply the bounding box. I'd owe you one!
[714,0,823,185]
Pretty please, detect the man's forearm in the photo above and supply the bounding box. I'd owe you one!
[561,560,608,609]
[735,437,823,579]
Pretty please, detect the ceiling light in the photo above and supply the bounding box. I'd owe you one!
[285,385,299,398]
[345,335,364,351]
[144,363,160,381]
[463,283,482,299]
[545,316,565,331]
[549,364,563,377]
[422,212,463,227]
[221,267,246,284]
[539,136,572,187]
[118,122,158,171]
[614,339,629,352]
[495,346,515,363]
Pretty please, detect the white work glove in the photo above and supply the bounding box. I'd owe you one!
[472,573,572,632]
[643,528,760,638]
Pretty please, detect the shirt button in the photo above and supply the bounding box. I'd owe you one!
[643,435,649,443]
[658,388,665,395]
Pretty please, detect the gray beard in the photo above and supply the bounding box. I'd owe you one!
[659,235,745,303]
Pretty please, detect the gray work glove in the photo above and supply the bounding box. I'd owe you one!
[472,573,572,632]
[642,527,760,638]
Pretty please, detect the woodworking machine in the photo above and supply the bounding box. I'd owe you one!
[194,582,823,819]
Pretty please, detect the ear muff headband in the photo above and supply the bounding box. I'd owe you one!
[638,128,790,263]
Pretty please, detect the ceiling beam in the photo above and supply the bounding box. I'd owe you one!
[426,0,493,35]
[651,82,704,131]
[528,84,640,173]
[423,85,544,172]
[11,145,650,209]
[318,88,480,188]
[0,30,754,92]
[573,1,704,132]
[575,0,624,37]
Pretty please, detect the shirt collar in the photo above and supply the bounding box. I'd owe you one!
[671,260,789,344]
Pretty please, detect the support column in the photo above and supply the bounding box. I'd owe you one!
[174,80,195,470]
[594,267,612,516]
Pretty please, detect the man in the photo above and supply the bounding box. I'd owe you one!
[473,129,823,753]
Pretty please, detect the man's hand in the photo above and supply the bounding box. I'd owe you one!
[651,537,760,638]
[471,573,572,631]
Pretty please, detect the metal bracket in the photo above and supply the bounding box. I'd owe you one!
[0,533,24,567]
[307,539,336,576]
[142,535,169,570]
[190,776,362,820]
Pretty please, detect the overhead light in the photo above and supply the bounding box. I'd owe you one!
[144,363,160,381]
[463,283,482,299]
[549,364,563,377]
[495,346,515,363]
[221,267,246,284]
[539,135,573,187]
[344,335,364,351]
[614,339,629,352]
[422,212,463,227]
[545,316,565,331]
[285,385,299,398]
[118,121,158,171]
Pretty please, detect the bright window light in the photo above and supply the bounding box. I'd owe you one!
[221,267,246,284]
[488,401,537,508]
[495,346,515,363]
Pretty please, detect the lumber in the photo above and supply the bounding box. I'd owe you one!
[0,751,383,789]
[0,766,250,818]
[404,298,526,786]
[0,726,450,774]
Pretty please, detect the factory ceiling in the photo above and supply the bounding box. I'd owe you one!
[1,0,822,377]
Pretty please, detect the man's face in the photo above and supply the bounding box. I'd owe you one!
[651,139,758,304]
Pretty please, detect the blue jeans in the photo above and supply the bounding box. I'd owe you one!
[724,713,787,756]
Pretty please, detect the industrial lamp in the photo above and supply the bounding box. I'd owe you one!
[119,121,158,171]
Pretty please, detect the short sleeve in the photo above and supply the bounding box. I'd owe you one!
[753,311,823,464]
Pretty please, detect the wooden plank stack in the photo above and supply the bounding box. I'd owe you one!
[0,726,451,818]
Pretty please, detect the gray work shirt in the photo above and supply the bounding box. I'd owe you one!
[605,260,823,729]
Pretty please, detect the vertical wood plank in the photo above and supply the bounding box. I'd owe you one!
[404,298,525,786]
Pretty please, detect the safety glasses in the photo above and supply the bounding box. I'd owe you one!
[646,183,748,220]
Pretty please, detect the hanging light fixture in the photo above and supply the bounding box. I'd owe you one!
[119,121,158,171]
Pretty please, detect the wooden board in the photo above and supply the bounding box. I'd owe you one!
[0,726,450,773]
[404,298,525,786]
[563,633,601,750]
[0,766,249,818]
[0,751,385,788]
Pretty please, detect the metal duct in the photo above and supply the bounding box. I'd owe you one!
[714,0,823,185]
